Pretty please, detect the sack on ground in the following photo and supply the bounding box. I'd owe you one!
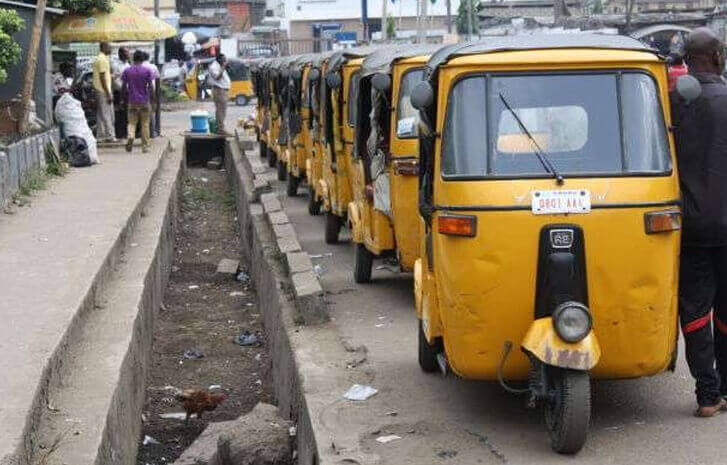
[54,93,99,164]
[61,136,91,167]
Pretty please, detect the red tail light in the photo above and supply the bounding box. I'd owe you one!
[644,210,681,234]
[438,214,477,237]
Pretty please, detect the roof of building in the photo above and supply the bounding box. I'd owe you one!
[0,0,65,16]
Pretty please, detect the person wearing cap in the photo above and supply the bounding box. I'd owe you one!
[207,53,231,136]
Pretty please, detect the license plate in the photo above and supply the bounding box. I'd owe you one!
[532,190,591,215]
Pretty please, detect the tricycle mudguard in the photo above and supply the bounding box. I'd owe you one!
[521,317,601,370]
[347,201,363,243]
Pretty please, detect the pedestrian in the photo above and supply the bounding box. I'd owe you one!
[207,53,231,136]
[672,27,727,417]
[113,47,131,138]
[142,51,160,137]
[93,42,116,142]
[121,50,154,153]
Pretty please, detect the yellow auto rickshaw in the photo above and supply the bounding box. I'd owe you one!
[264,57,286,170]
[319,48,376,243]
[184,57,254,105]
[284,55,316,196]
[411,35,681,454]
[347,44,439,282]
[305,50,337,216]
[250,58,266,143]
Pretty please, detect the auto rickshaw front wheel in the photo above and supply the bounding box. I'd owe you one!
[277,160,287,181]
[544,368,590,455]
[353,243,373,283]
[259,141,267,158]
[308,188,321,216]
[287,173,300,196]
[235,95,249,106]
[267,148,277,168]
[324,212,342,244]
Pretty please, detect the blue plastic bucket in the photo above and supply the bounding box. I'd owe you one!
[190,111,209,133]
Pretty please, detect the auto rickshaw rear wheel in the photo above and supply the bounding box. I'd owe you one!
[277,160,287,181]
[236,95,249,106]
[353,243,374,283]
[544,368,590,455]
[418,320,439,373]
[287,173,299,196]
[267,148,277,168]
[259,141,267,158]
[324,212,342,244]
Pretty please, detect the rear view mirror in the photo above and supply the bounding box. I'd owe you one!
[326,72,342,89]
[372,73,391,92]
[676,75,702,103]
[411,82,434,110]
[308,68,321,82]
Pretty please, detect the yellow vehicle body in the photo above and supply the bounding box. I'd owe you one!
[288,63,313,180]
[349,56,430,272]
[319,58,363,219]
[416,48,680,382]
[184,59,254,104]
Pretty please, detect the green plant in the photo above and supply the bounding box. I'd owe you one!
[386,16,396,39]
[0,8,24,84]
[48,0,113,14]
[45,142,68,177]
[456,0,479,35]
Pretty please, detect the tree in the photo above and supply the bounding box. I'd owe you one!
[456,0,478,35]
[48,0,113,14]
[386,16,396,39]
[0,8,24,84]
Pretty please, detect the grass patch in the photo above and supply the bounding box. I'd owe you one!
[182,176,235,210]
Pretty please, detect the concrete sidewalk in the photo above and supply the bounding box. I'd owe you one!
[0,138,170,461]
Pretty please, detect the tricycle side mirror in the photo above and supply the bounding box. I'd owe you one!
[676,75,702,103]
[411,81,434,110]
[326,72,342,89]
[308,68,321,82]
[372,73,391,92]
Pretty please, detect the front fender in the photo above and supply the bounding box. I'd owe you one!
[318,180,330,211]
[521,317,601,370]
[347,201,364,243]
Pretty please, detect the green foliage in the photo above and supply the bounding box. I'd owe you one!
[456,0,479,35]
[386,16,396,39]
[0,8,24,84]
[49,0,113,15]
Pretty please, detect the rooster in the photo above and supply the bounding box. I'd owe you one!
[170,388,227,424]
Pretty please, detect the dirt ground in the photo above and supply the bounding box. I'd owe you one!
[136,167,273,465]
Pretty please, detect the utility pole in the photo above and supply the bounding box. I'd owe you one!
[446,0,452,34]
[154,0,161,136]
[382,0,388,40]
[18,0,46,134]
[467,0,474,40]
[417,0,428,43]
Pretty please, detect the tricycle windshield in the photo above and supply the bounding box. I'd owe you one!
[441,72,671,179]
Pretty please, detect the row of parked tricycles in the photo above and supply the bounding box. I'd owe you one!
[247,35,684,454]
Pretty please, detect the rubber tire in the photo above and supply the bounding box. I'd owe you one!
[324,212,341,244]
[235,94,249,106]
[544,369,591,455]
[259,140,267,158]
[286,173,299,196]
[308,188,321,216]
[353,243,374,283]
[277,159,287,181]
[267,146,277,168]
[418,321,439,373]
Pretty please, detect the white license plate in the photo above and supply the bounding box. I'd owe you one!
[532,190,591,215]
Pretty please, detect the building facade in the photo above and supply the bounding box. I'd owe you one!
[606,0,717,14]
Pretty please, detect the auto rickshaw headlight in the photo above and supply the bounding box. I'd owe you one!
[552,302,591,343]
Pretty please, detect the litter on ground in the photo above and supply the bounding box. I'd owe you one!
[376,435,401,444]
[343,384,378,401]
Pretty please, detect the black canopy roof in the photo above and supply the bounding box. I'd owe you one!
[359,44,441,78]
[425,34,659,79]
[326,46,379,74]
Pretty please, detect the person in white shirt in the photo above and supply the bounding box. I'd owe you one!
[207,53,231,135]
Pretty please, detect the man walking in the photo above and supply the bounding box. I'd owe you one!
[121,50,154,153]
[673,27,727,417]
[113,47,130,138]
[93,42,115,141]
[208,53,231,136]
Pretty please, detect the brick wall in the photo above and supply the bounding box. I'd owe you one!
[227,1,252,32]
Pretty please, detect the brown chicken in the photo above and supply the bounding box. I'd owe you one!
[174,388,227,423]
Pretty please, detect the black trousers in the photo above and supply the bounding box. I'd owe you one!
[679,246,727,406]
